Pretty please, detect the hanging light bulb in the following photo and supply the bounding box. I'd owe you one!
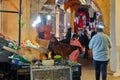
[36,16,41,24]
[47,14,51,20]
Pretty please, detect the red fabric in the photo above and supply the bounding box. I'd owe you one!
[78,12,85,16]
[44,32,51,40]
[69,49,79,62]
[74,22,78,34]
[78,18,84,29]
[86,13,90,22]
[70,39,84,51]
[69,39,85,62]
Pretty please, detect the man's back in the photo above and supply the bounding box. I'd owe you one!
[89,32,112,61]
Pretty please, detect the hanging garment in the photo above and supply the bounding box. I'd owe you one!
[74,17,79,34]
[86,12,90,23]
[78,12,85,16]
[78,16,84,29]
[89,7,95,18]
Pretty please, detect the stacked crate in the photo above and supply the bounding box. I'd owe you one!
[31,66,72,80]
[71,63,81,80]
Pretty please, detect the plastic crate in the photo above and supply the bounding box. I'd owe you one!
[30,66,72,80]
[71,63,81,77]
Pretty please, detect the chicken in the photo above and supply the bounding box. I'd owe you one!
[52,37,81,59]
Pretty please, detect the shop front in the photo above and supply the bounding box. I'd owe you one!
[0,0,120,80]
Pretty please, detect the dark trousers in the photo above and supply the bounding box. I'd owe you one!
[83,47,89,59]
[93,60,109,80]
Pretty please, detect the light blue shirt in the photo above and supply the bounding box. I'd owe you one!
[89,32,112,61]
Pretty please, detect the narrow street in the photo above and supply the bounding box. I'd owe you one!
[78,56,120,80]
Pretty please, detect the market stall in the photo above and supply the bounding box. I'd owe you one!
[0,0,82,80]
[0,33,82,80]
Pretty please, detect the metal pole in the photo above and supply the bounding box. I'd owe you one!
[0,10,19,14]
[18,0,22,46]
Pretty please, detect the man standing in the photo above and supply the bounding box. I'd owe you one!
[89,23,112,80]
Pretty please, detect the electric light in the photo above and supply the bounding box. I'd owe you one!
[47,15,51,20]
[32,16,41,27]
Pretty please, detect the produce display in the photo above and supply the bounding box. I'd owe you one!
[54,55,62,63]
[68,61,78,66]
[21,39,40,48]
[8,42,21,50]
[0,33,49,65]
[8,53,30,65]
[0,33,80,67]
[54,55,62,59]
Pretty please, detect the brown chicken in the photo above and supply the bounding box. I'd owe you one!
[52,37,81,59]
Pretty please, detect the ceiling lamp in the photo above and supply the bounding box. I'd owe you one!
[47,14,51,20]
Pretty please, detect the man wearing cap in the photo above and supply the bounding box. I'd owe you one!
[89,23,112,80]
